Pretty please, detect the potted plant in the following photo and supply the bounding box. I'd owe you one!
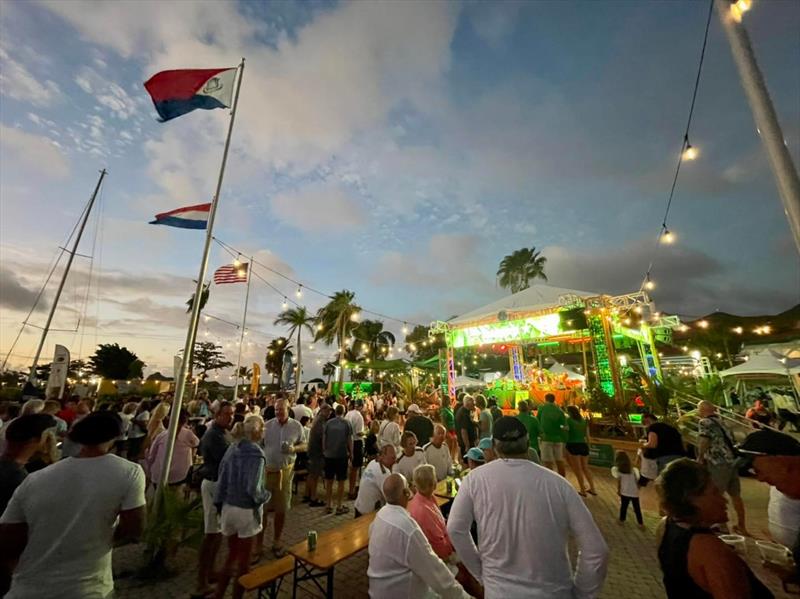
[139,487,203,578]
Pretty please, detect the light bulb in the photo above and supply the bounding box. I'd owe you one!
[683,144,698,161]
[350,311,360,322]
[730,3,742,22]
[296,286,302,298]
[645,279,655,291]
[233,256,241,267]
[282,298,288,309]
[402,324,409,335]
[736,0,752,12]
[733,326,743,334]
[317,324,323,331]
[661,229,675,244]
[697,320,709,329]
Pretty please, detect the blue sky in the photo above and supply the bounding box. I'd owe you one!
[1,0,798,377]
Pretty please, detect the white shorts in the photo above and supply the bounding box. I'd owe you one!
[201,479,221,534]
[540,441,565,462]
[221,504,264,539]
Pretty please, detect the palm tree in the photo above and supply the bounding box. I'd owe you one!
[314,290,361,393]
[274,306,316,399]
[265,337,292,385]
[322,361,337,387]
[496,247,547,293]
[355,319,396,364]
[186,282,210,313]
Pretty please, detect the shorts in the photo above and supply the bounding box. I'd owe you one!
[220,504,263,538]
[324,457,349,481]
[708,462,741,497]
[201,479,221,534]
[308,454,324,477]
[265,467,294,513]
[566,442,589,457]
[540,441,565,462]
[351,439,364,469]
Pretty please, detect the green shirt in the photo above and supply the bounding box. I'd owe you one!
[516,412,540,451]
[440,407,455,432]
[566,417,588,444]
[537,402,567,443]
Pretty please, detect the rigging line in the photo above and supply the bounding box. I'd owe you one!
[93,178,106,351]
[76,182,103,359]
[213,236,426,327]
[644,0,714,280]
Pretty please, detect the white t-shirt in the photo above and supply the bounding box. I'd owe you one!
[611,467,640,498]
[1,454,146,599]
[355,459,393,515]
[345,409,365,437]
[378,420,401,452]
[292,404,313,422]
[447,459,609,599]
[424,442,452,481]
[395,448,428,483]
[768,486,800,548]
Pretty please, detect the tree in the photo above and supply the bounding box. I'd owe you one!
[355,319,396,362]
[496,247,547,293]
[265,337,292,385]
[188,342,233,380]
[186,282,210,313]
[314,290,361,391]
[89,344,144,380]
[404,325,445,361]
[274,306,316,399]
[322,361,337,386]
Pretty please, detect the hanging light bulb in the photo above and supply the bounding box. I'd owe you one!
[402,323,409,335]
[350,311,360,322]
[697,320,709,329]
[233,255,242,268]
[644,274,655,291]
[682,139,698,161]
[736,0,752,12]
[661,228,675,244]
[296,285,303,298]
[282,298,288,310]
[317,323,324,331]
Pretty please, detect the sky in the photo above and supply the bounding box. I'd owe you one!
[1,0,798,379]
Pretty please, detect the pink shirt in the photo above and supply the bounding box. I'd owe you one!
[147,426,200,484]
[407,492,454,560]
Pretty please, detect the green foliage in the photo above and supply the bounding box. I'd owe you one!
[496,247,547,293]
[354,319,395,359]
[404,325,445,361]
[314,290,361,389]
[143,487,203,572]
[90,343,144,380]
[188,342,233,379]
[587,385,637,438]
[265,337,292,383]
[663,374,725,405]
[395,374,421,405]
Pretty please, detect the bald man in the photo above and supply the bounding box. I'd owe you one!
[697,400,748,534]
[367,474,469,599]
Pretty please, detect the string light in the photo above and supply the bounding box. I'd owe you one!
[296,285,303,298]
[732,326,743,334]
[317,324,324,331]
[282,298,288,310]
[402,323,409,335]
[350,311,360,322]
[661,228,675,244]
[233,255,242,268]
[697,320,709,329]
[682,140,698,161]
[644,274,655,291]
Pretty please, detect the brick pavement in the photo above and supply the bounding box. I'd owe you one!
[112,466,789,599]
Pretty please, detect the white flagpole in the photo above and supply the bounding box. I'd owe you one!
[232,259,252,403]
[158,59,245,491]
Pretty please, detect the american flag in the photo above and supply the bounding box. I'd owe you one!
[214,262,248,284]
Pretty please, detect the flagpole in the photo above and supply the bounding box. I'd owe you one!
[158,58,245,491]
[232,259,252,403]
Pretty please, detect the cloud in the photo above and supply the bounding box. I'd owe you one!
[0,267,46,312]
[0,125,69,178]
[0,46,60,106]
[74,66,138,119]
[270,182,366,232]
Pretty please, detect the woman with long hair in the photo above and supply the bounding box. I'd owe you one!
[214,414,270,599]
[565,405,596,497]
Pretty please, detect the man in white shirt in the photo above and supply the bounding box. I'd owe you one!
[354,444,396,517]
[424,424,452,481]
[0,412,146,599]
[448,417,608,599]
[368,473,470,599]
[345,400,366,499]
[291,397,313,422]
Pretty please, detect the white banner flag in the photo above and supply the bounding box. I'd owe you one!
[46,344,70,399]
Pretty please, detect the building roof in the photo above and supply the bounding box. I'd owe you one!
[448,284,600,327]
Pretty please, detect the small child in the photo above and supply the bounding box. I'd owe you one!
[612,450,643,526]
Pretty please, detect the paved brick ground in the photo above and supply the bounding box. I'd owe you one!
[112,466,790,598]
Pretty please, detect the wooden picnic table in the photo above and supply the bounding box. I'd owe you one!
[288,511,376,598]
[434,478,460,500]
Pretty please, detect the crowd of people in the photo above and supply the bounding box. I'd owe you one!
[0,386,798,598]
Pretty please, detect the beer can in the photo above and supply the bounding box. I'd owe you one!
[446,478,453,495]
[307,530,318,551]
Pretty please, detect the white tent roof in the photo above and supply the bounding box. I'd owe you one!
[448,284,600,325]
[548,362,586,382]
[719,350,800,378]
[453,375,485,388]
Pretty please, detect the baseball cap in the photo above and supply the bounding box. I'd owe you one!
[464,447,485,462]
[407,404,422,414]
[478,437,493,450]
[493,416,527,442]
[5,414,56,443]
[737,429,800,462]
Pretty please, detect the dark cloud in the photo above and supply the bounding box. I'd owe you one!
[0,268,47,312]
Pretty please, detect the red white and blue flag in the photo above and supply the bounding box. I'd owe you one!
[149,203,211,230]
[214,263,248,285]
[144,68,237,122]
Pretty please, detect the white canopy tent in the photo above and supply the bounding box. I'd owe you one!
[453,375,485,389]
[548,361,586,383]
[719,350,800,378]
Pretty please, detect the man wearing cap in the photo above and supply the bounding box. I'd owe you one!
[463,447,485,472]
[0,412,146,599]
[738,429,800,577]
[478,437,495,463]
[448,416,608,598]
[404,403,434,447]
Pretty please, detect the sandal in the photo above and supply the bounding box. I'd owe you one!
[578,491,587,497]
[336,505,350,515]
[587,489,597,496]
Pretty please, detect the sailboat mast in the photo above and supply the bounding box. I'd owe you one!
[27,169,107,384]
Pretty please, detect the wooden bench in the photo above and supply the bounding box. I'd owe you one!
[288,512,376,598]
[238,555,294,599]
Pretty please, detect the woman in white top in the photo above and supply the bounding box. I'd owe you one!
[378,406,402,453]
[394,431,427,485]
